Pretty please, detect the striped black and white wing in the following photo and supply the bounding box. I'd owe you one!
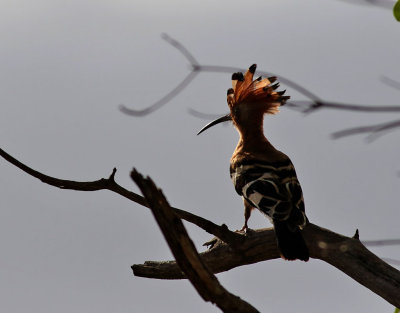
[230,159,306,227]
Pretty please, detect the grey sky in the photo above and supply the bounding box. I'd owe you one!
[1,0,399,312]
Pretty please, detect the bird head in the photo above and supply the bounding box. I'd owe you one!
[197,64,290,135]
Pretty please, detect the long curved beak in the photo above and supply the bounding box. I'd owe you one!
[197,114,232,135]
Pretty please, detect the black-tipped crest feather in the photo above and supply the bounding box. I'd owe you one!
[249,64,257,74]
[232,72,244,81]
[271,82,280,90]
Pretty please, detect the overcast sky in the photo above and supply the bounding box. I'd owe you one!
[1,0,399,312]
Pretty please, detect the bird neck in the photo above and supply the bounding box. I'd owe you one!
[234,116,270,153]
[238,128,268,148]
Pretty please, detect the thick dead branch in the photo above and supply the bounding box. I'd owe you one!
[133,224,400,307]
[2,147,400,307]
[132,228,280,279]
[130,169,260,313]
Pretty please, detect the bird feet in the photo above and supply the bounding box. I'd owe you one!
[236,224,250,234]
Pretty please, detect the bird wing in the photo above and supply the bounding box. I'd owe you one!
[231,160,306,225]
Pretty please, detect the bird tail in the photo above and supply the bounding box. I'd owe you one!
[273,220,309,262]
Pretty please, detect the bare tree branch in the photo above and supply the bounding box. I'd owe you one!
[133,224,400,308]
[2,147,400,307]
[2,146,398,250]
[161,33,200,66]
[381,76,400,90]
[197,65,323,103]
[288,100,400,114]
[0,147,242,246]
[131,169,260,313]
[2,147,399,246]
[120,34,400,117]
[119,33,201,116]
[188,103,400,143]
[187,108,225,121]
[363,239,400,246]
[119,34,400,143]
[119,34,323,116]
[331,118,400,141]
[119,71,199,116]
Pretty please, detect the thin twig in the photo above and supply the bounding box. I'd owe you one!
[331,118,400,141]
[0,147,242,246]
[197,65,323,103]
[289,100,400,113]
[161,33,200,66]
[363,239,400,246]
[337,0,394,10]
[381,76,400,90]
[187,108,224,120]
[119,71,199,116]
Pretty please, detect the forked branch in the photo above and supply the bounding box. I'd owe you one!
[1,147,400,308]
[131,169,259,313]
[119,34,400,141]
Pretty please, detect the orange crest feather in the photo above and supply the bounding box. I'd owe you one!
[228,64,290,115]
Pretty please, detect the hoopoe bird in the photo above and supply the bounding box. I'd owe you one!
[198,64,309,261]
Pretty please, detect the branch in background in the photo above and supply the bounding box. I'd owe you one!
[119,34,400,142]
[189,105,400,142]
[331,118,400,141]
[133,224,400,308]
[287,75,400,116]
[187,108,225,121]
[288,100,400,114]
[131,169,260,313]
[119,71,199,116]
[363,239,400,246]
[119,33,322,117]
[381,76,400,90]
[337,0,394,10]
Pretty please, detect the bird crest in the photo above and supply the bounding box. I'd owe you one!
[227,64,290,115]
[197,64,290,135]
